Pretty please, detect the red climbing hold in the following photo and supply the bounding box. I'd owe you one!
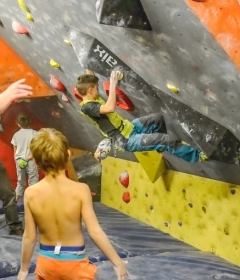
[119,170,129,188]
[51,110,61,118]
[103,82,134,111]
[12,21,28,34]
[50,76,66,92]
[72,86,83,101]
[122,192,131,203]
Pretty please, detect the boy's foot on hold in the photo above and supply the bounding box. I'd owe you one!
[9,228,24,236]
[199,152,208,162]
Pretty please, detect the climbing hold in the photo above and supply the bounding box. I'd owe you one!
[202,206,207,213]
[230,189,236,195]
[224,227,229,235]
[119,170,129,188]
[122,192,131,203]
[26,13,34,22]
[12,21,29,34]
[167,83,179,93]
[205,133,213,143]
[178,221,183,227]
[62,94,69,103]
[145,193,148,197]
[50,75,66,91]
[50,59,60,69]
[18,0,30,12]
[0,20,4,28]
[188,202,193,208]
[103,81,134,111]
[72,86,83,101]
[64,39,72,46]
[118,72,124,81]
[150,205,154,210]
[164,222,169,227]
[91,192,97,197]
[51,110,61,118]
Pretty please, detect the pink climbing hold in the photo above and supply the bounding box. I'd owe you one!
[12,21,28,34]
[50,76,66,92]
[61,94,69,103]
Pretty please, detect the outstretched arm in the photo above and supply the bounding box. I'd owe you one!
[81,183,128,279]
[100,71,121,114]
[0,79,32,114]
[18,188,37,280]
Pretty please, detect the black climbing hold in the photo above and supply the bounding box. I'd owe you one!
[0,20,4,28]
[145,193,148,197]
[164,222,168,227]
[178,221,182,227]
[96,0,152,30]
[182,189,186,194]
[188,202,193,208]
[230,189,236,195]
[202,206,207,213]
[150,205,153,210]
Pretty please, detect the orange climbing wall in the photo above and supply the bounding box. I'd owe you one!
[185,0,240,69]
[0,38,56,97]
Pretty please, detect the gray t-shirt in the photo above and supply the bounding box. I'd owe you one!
[11,128,38,160]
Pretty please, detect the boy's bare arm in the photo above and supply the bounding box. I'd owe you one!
[100,71,121,114]
[19,189,37,273]
[81,183,125,266]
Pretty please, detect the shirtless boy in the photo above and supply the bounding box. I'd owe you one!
[17,128,128,280]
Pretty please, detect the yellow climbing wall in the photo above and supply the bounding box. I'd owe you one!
[101,156,240,267]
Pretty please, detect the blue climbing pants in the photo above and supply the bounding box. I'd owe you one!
[125,113,200,163]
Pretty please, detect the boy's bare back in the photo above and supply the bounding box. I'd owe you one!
[25,175,90,246]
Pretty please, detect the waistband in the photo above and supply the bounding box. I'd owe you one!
[40,244,85,252]
[39,244,86,261]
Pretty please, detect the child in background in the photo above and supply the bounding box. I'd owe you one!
[11,113,39,202]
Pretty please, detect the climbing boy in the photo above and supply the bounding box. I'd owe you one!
[17,128,128,280]
[11,113,39,202]
[76,71,206,163]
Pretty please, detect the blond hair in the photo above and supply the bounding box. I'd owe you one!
[30,128,69,177]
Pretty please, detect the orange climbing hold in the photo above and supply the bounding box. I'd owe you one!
[122,192,131,203]
[50,76,66,92]
[12,21,28,34]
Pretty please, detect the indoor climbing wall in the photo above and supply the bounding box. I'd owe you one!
[1,0,240,167]
[101,156,240,267]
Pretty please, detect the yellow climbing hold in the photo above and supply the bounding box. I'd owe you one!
[64,40,72,46]
[50,59,60,69]
[26,13,34,22]
[18,0,30,12]
[118,72,124,81]
[167,83,179,93]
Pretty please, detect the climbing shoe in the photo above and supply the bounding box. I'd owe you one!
[199,152,208,162]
